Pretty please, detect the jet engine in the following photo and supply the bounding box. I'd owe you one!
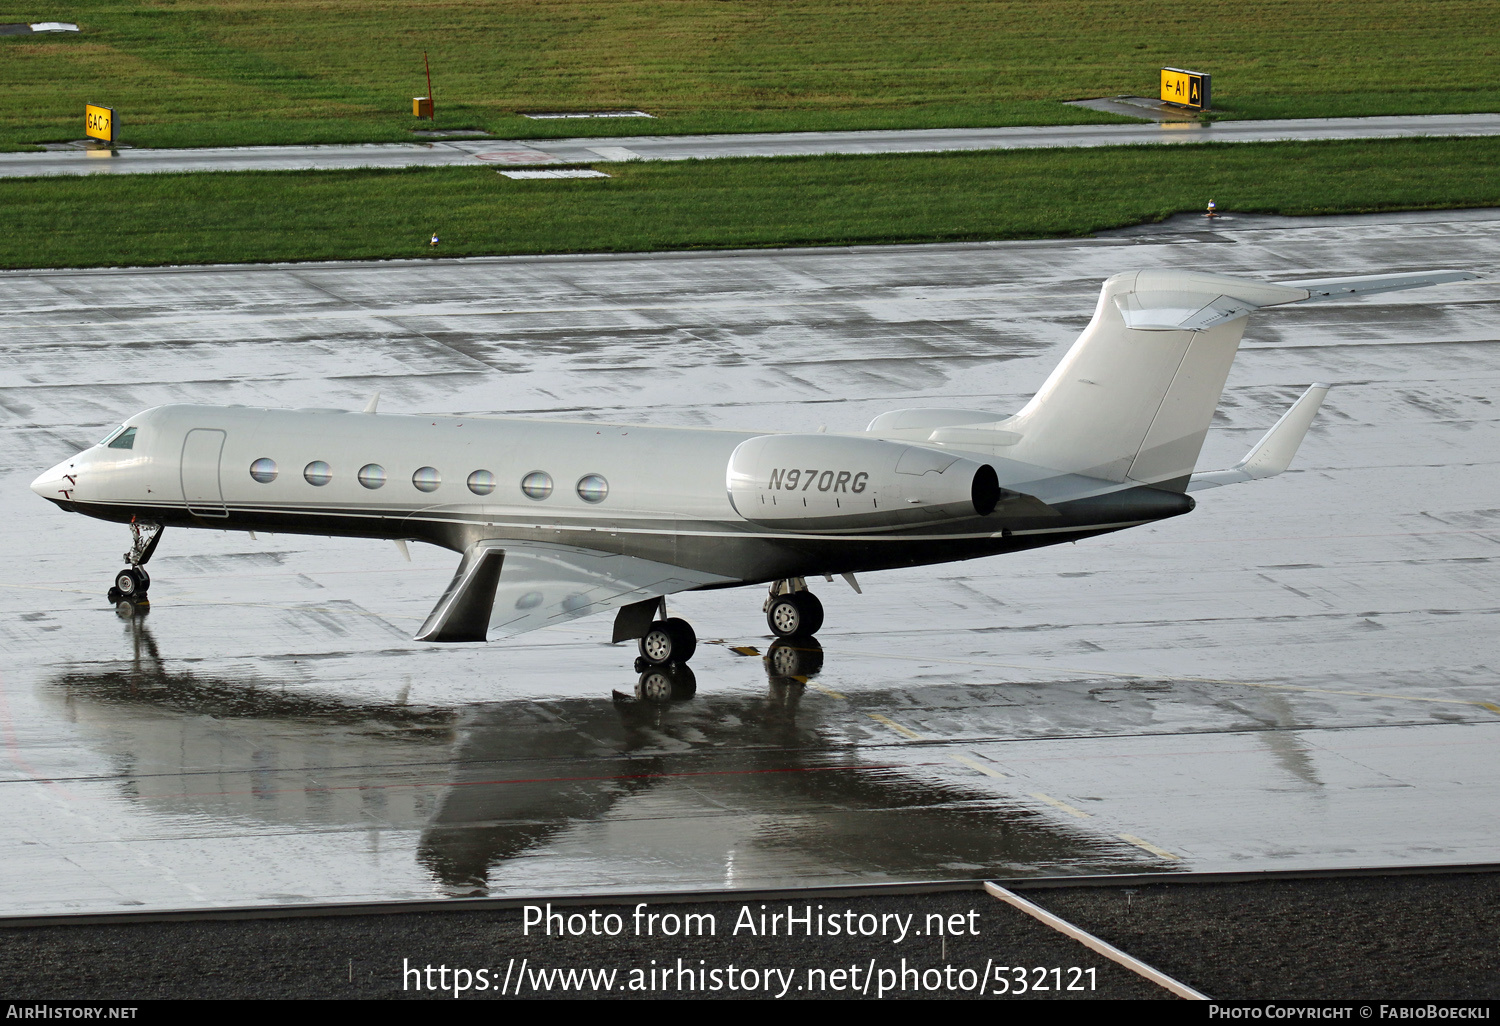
[726,434,1001,532]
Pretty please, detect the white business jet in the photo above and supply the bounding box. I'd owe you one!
[31,267,1475,670]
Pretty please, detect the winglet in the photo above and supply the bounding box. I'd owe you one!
[363,392,381,414]
[416,541,505,642]
[1187,384,1330,491]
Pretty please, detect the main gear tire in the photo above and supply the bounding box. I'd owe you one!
[766,591,824,638]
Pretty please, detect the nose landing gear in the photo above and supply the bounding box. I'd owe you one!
[106,521,163,603]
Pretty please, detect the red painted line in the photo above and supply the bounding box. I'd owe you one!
[0,672,76,799]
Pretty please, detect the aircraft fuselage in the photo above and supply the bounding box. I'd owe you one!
[31,403,1188,588]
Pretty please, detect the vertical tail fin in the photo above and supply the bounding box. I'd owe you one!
[882,267,1473,489]
[1001,270,1308,490]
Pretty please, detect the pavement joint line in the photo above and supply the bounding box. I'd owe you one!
[866,712,924,739]
[1118,834,1182,861]
[983,882,1208,1000]
[833,646,1500,715]
[1028,792,1091,818]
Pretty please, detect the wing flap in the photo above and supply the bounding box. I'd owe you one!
[416,540,739,642]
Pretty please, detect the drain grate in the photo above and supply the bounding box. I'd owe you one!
[499,169,611,179]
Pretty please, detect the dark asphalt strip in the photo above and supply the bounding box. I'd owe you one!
[1023,872,1500,1000]
[1,873,1496,999]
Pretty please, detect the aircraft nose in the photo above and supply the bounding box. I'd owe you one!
[31,459,78,505]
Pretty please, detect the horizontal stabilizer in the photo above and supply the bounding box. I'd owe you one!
[1187,384,1330,491]
[1113,272,1306,332]
[1278,269,1478,302]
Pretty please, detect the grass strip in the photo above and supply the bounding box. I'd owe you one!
[1,1,1498,148]
[1,137,1497,270]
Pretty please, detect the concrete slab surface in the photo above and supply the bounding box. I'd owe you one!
[2,114,1499,178]
[2,209,1498,916]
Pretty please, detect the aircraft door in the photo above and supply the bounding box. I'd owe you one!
[181,429,228,517]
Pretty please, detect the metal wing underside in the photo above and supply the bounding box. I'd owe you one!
[417,539,738,643]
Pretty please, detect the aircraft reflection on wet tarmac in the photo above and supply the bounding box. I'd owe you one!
[45,602,1163,897]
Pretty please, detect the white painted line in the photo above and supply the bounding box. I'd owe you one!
[1119,833,1182,861]
[523,111,653,120]
[983,882,1209,1000]
[499,169,610,180]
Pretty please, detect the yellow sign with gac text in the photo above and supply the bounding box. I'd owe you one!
[85,103,113,143]
[1160,68,1210,111]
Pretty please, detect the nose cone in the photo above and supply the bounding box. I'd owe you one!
[31,458,79,507]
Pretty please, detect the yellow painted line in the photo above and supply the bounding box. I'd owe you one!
[867,713,924,740]
[984,883,1208,1000]
[949,754,1007,778]
[1118,833,1181,860]
[807,682,847,699]
[1029,792,1091,818]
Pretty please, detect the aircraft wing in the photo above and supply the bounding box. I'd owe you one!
[416,539,738,643]
[1188,383,1330,491]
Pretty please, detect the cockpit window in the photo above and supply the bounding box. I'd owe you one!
[107,427,137,450]
[98,425,126,446]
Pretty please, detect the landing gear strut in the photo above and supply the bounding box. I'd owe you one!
[764,578,824,638]
[107,521,162,603]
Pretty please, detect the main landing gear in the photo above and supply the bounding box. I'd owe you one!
[633,616,697,671]
[107,521,163,604]
[622,578,828,674]
[764,578,824,639]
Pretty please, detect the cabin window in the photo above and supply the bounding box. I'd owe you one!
[249,458,278,483]
[467,470,496,495]
[106,427,137,450]
[520,471,553,500]
[576,474,609,504]
[304,461,332,486]
[412,467,441,493]
[357,464,386,489]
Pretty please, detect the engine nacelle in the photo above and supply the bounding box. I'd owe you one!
[726,434,1000,532]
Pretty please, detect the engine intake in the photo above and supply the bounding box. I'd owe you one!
[727,434,1000,532]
